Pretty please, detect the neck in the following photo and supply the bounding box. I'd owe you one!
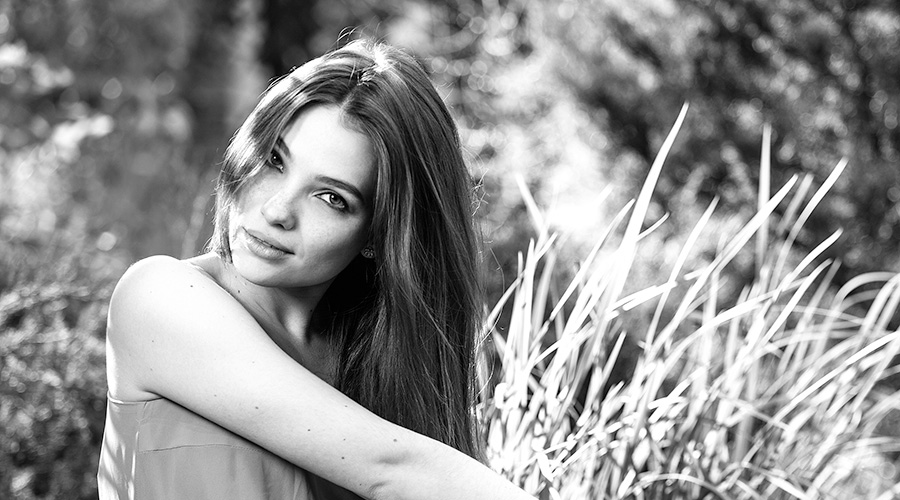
[188,252,337,383]
[215,257,331,349]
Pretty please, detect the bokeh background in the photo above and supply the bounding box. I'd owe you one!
[1,0,899,498]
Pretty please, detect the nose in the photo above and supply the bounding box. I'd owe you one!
[260,191,297,231]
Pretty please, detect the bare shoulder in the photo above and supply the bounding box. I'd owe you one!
[106,254,245,401]
[108,255,228,336]
[111,254,218,299]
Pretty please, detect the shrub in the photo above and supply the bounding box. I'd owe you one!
[0,236,119,500]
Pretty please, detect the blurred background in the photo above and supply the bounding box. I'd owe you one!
[1,0,899,498]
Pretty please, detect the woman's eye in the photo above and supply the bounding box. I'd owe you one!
[267,150,284,172]
[318,192,348,211]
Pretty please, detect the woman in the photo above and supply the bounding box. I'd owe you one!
[97,39,534,499]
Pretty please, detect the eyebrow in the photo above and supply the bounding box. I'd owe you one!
[316,175,366,203]
[275,135,368,203]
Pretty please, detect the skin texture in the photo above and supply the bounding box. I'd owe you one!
[222,104,375,377]
[105,105,536,500]
[229,105,375,293]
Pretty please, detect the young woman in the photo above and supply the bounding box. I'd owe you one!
[97,39,534,499]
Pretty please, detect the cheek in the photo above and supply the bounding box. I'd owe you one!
[232,186,256,214]
[313,220,369,257]
[231,173,271,213]
[226,205,243,243]
[227,183,265,230]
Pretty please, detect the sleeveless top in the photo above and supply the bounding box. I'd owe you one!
[97,394,359,500]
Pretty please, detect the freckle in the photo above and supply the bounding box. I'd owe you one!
[341,457,345,460]
[393,439,397,442]
[189,285,193,288]
[254,406,259,410]
[307,428,311,432]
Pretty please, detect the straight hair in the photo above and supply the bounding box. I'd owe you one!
[210,39,483,458]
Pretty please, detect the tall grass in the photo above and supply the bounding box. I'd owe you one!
[478,105,900,499]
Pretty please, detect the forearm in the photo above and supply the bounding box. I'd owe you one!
[109,257,531,499]
[374,431,535,500]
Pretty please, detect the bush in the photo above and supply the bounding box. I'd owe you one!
[0,236,122,500]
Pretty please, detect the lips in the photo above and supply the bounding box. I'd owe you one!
[241,228,293,259]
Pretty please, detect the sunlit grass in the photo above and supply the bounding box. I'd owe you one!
[478,105,900,499]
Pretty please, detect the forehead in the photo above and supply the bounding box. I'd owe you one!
[280,105,376,199]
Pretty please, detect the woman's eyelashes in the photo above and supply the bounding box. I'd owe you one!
[265,147,351,212]
[267,149,285,172]
[317,192,349,211]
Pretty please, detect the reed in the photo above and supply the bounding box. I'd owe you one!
[479,106,900,499]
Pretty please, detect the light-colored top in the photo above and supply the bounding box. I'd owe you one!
[97,394,358,500]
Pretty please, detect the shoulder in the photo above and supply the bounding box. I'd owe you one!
[113,254,207,295]
[106,254,243,401]
[109,254,228,317]
[110,255,205,329]
[112,255,187,299]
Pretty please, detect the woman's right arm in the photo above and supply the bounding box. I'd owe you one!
[106,255,535,500]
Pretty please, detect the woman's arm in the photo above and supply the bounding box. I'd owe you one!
[106,256,533,500]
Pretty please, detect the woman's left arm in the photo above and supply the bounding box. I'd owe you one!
[106,256,535,500]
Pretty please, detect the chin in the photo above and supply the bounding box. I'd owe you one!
[233,255,335,290]
[230,251,284,283]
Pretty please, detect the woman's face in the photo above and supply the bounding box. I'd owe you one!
[228,104,376,292]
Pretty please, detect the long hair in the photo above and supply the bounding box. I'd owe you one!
[210,39,483,458]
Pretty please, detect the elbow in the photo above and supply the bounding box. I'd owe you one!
[365,480,389,500]
[362,434,423,500]
[361,466,396,500]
